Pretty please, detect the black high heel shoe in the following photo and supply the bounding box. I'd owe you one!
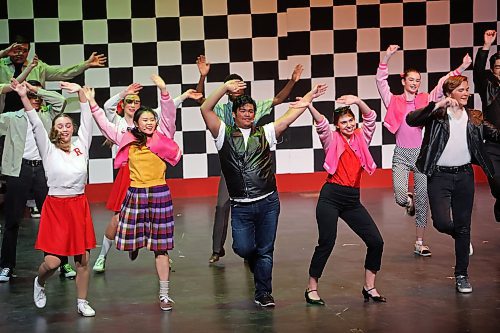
[362,287,386,303]
[305,289,325,305]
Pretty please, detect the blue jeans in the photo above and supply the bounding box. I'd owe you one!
[231,192,280,297]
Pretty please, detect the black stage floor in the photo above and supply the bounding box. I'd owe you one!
[0,185,499,333]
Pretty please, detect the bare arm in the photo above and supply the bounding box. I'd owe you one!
[272,64,303,106]
[195,55,210,105]
[200,80,246,137]
[274,83,327,138]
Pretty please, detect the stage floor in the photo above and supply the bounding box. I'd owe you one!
[1,185,499,333]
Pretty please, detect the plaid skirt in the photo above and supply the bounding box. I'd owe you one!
[115,184,174,252]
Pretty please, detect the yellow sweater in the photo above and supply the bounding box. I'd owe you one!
[128,145,166,188]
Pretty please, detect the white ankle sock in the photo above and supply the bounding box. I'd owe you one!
[77,298,87,305]
[416,240,423,246]
[159,280,169,297]
[99,236,113,258]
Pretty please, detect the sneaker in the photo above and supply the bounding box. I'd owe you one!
[254,293,275,307]
[59,263,77,279]
[414,243,432,257]
[455,275,473,293]
[159,295,174,311]
[469,242,473,256]
[406,193,415,216]
[0,267,11,282]
[30,207,41,218]
[33,277,46,308]
[92,256,106,273]
[77,300,96,317]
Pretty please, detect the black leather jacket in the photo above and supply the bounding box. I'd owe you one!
[406,101,500,177]
[473,49,500,130]
[218,125,276,200]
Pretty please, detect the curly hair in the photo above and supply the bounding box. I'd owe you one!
[49,114,77,151]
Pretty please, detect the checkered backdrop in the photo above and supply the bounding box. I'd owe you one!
[0,0,499,184]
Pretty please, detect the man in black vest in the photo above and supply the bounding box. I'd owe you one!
[200,79,326,307]
[474,30,500,222]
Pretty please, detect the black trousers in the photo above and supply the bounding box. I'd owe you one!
[0,162,47,269]
[427,166,474,277]
[308,183,384,279]
[485,141,500,222]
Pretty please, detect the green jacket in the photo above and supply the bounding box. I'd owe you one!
[0,89,66,176]
[0,57,85,113]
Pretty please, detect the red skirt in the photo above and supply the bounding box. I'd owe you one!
[35,195,96,256]
[105,163,131,212]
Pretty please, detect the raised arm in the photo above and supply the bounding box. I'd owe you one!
[103,83,142,122]
[151,74,177,138]
[43,52,107,81]
[10,80,52,159]
[173,89,203,108]
[428,53,472,102]
[77,86,94,154]
[473,30,496,99]
[195,55,210,105]
[1,56,38,94]
[376,45,399,107]
[336,95,377,145]
[200,80,246,137]
[30,85,66,116]
[274,83,327,138]
[271,64,303,107]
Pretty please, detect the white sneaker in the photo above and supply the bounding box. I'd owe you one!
[0,267,11,282]
[77,300,96,317]
[33,277,46,308]
[92,256,106,273]
[469,242,473,256]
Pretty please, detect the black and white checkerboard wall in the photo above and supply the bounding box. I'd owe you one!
[1,0,499,184]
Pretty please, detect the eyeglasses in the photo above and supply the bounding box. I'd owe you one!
[124,99,141,105]
[27,92,41,100]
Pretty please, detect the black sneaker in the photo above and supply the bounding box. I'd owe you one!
[455,275,473,293]
[254,293,275,307]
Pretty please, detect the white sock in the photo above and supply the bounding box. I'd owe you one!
[416,239,423,246]
[99,236,113,258]
[77,298,87,306]
[159,280,170,298]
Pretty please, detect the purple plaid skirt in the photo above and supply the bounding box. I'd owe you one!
[116,184,174,252]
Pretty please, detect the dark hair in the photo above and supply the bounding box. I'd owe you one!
[130,107,158,146]
[443,75,468,96]
[232,95,257,114]
[27,80,41,87]
[49,114,77,149]
[401,68,421,79]
[11,35,30,45]
[489,52,500,70]
[333,106,355,127]
[224,73,243,83]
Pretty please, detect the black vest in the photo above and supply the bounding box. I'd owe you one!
[219,125,276,200]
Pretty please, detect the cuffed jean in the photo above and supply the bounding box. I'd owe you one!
[231,191,280,298]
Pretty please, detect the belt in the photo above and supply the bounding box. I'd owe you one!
[435,164,471,174]
[22,159,42,167]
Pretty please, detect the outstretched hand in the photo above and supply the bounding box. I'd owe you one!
[336,95,361,106]
[291,64,304,82]
[85,52,107,68]
[9,79,27,97]
[182,89,203,101]
[196,55,210,76]
[60,81,82,93]
[289,97,310,109]
[1,43,24,58]
[311,84,328,99]
[81,86,95,101]
[225,79,246,94]
[123,83,143,96]
[28,54,39,69]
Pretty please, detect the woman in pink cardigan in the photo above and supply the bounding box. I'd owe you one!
[376,45,472,256]
[91,74,181,311]
[303,95,385,305]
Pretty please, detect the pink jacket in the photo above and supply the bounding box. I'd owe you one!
[376,63,461,134]
[316,109,377,176]
[90,93,181,168]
